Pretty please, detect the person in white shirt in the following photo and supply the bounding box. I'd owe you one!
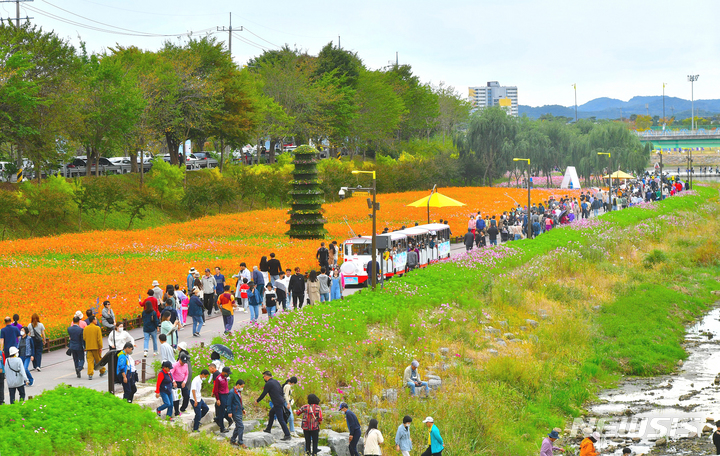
[108,323,135,350]
[364,418,384,456]
[158,333,175,362]
[191,369,210,431]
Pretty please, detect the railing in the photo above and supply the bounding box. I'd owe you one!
[43,315,143,353]
[636,129,719,137]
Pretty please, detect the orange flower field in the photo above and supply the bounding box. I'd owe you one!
[0,186,579,337]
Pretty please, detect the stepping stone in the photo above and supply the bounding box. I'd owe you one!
[243,431,276,448]
[526,319,539,328]
[271,438,306,455]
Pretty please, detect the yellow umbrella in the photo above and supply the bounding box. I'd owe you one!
[407,186,466,223]
[603,170,635,180]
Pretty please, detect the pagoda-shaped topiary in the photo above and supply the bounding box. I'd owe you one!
[287,145,327,239]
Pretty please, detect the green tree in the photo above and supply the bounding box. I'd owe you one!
[434,82,471,144]
[147,158,185,208]
[20,175,76,235]
[0,189,26,240]
[454,107,518,186]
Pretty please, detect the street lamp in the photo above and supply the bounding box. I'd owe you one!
[513,158,531,239]
[351,170,378,290]
[598,152,612,212]
[687,75,699,131]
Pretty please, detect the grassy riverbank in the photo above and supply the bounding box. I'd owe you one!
[199,185,720,455]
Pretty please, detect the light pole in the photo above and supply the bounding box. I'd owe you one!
[688,74,699,131]
[662,83,666,127]
[572,84,578,122]
[513,158,531,238]
[351,170,378,290]
[598,152,612,212]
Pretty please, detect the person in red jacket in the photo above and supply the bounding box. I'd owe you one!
[155,361,176,420]
[212,366,233,433]
[140,289,160,319]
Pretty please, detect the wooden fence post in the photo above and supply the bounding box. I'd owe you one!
[141,358,146,383]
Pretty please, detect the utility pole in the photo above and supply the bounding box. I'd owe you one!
[572,83,578,122]
[338,35,341,48]
[217,13,241,58]
[688,74,699,131]
[662,83,666,124]
[0,0,33,26]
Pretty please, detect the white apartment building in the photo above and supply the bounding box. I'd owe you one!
[468,81,518,117]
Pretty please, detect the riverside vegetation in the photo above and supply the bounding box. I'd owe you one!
[0,187,714,455]
[191,185,720,455]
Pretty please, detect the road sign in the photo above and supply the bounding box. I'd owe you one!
[353,191,370,196]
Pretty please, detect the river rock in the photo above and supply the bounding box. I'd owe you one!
[382,388,398,403]
[428,375,442,389]
[439,347,449,355]
[655,437,667,446]
[703,425,714,433]
[503,333,515,339]
[243,431,276,448]
[327,431,364,456]
[499,320,508,327]
[271,438,306,455]
[488,349,499,356]
[243,419,260,433]
[688,432,698,439]
[526,319,539,328]
[496,340,507,347]
[484,327,500,335]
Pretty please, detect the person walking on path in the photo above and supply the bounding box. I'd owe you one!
[159,334,175,363]
[27,314,46,371]
[83,316,105,380]
[191,369,210,432]
[364,418,384,456]
[186,267,197,293]
[421,417,444,456]
[67,316,84,378]
[10,314,22,337]
[267,253,282,287]
[101,301,116,331]
[318,267,331,302]
[540,429,565,455]
[228,379,247,447]
[307,270,320,306]
[252,266,265,296]
[140,289,160,319]
[188,286,204,337]
[340,402,362,456]
[1,317,21,364]
[330,269,343,301]
[395,416,413,456]
[213,366,233,433]
[174,284,187,328]
[142,301,159,357]
[316,242,330,270]
[214,267,225,310]
[117,342,137,403]
[218,285,235,334]
[463,228,474,252]
[160,310,179,348]
[256,370,292,441]
[264,284,278,318]
[281,376,298,435]
[4,346,27,403]
[236,278,250,313]
[232,262,251,290]
[274,272,288,311]
[155,360,175,420]
[170,354,190,416]
[201,269,217,317]
[289,267,306,310]
[18,327,34,387]
[152,280,163,304]
[297,393,323,455]
[108,323,135,351]
[247,281,263,323]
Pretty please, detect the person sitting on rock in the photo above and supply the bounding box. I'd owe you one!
[402,360,429,397]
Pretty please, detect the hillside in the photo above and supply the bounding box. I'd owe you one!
[519,95,720,120]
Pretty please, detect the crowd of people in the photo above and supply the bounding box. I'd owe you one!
[463,173,691,251]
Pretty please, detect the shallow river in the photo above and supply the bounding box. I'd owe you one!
[581,305,720,455]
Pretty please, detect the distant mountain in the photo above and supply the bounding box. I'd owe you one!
[519,95,720,120]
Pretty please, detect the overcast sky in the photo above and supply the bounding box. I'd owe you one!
[9,0,719,107]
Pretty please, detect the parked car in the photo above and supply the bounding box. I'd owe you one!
[190,152,219,169]
[63,158,87,177]
[108,157,133,174]
[162,154,199,170]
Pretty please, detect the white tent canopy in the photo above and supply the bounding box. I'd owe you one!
[560,166,581,189]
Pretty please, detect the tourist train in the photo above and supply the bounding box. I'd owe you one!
[340,223,452,286]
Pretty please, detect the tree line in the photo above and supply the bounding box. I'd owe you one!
[0,23,470,179]
[456,108,652,187]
